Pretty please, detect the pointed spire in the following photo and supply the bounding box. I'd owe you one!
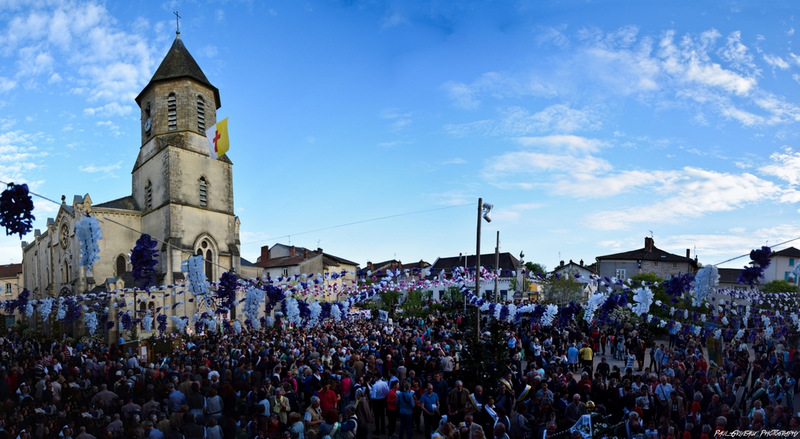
[135,34,220,108]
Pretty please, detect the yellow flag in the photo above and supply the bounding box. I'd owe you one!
[206,118,229,159]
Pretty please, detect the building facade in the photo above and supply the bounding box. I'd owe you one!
[21,33,241,336]
[595,237,698,281]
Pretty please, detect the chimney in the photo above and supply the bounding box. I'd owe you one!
[686,249,690,259]
[303,249,308,259]
[260,245,270,262]
[290,246,296,257]
[560,260,565,267]
[579,259,584,266]
[317,248,323,254]
[644,237,654,251]
[367,261,374,270]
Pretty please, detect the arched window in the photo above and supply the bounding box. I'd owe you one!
[197,96,206,132]
[145,180,153,210]
[168,93,177,131]
[205,250,213,277]
[195,239,216,280]
[199,177,207,207]
[116,255,126,277]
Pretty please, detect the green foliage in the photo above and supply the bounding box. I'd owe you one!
[440,286,464,304]
[541,272,585,305]
[400,290,426,317]
[761,280,799,293]
[526,262,546,275]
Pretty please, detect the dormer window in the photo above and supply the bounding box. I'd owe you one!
[197,96,206,132]
[168,93,177,131]
[199,176,207,207]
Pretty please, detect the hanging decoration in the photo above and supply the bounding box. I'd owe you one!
[692,265,719,306]
[142,310,154,333]
[0,183,35,238]
[170,315,188,333]
[216,271,238,313]
[632,286,654,316]
[38,297,54,321]
[584,293,607,323]
[75,215,102,272]
[157,314,167,335]
[541,304,558,326]
[131,234,159,290]
[738,246,772,286]
[243,286,265,330]
[85,311,98,335]
[183,254,210,307]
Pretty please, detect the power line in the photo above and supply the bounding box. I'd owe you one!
[714,236,800,266]
[241,203,473,246]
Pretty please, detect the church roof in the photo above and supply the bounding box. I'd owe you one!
[94,196,140,211]
[136,35,220,108]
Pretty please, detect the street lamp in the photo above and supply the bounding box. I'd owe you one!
[476,198,493,337]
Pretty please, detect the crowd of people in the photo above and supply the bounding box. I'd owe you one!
[0,307,797,439]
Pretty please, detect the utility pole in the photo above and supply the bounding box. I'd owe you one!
[494,231,499,302]
[476,198,482,339]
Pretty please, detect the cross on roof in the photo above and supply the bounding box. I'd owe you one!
[174,10,181,35]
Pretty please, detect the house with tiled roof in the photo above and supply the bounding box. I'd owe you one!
[595,237,698,281]
[763,246,800,285]
[551,259,598,301]
[0,263,22,328]
[429,252,522,301]
[255,244,359,300]
[363,259,431,277]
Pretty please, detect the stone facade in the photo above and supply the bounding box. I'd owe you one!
[20,34,248,339]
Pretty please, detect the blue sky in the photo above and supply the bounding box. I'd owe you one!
[1,0,800,273]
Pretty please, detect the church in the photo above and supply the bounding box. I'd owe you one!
[20,31,242,336]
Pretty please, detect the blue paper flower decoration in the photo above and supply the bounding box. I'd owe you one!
[131,234,159,290]
[75,215,102,272]
[0,183,35,238]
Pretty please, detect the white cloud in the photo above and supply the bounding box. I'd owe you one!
[84,102,133,118]
[0,2,154,125]
[79,160,122,174]
[442,80,480,110]
[763,54,790,70]
[586,168,780,230]
[381,108,413,131]
[444,105,601,137]
[516,135,605,153]
[0,77,16,93]
[382,11,409,29]
[443,158,466,165]
[719,30,758,76]
[760,147,800,185]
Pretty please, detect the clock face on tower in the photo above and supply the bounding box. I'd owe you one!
[144,117,152,134]
[60,223,70,249]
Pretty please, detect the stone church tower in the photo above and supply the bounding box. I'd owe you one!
[20,32,241,336]
[133,33,239,284]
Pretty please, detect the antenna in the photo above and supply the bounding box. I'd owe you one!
[649,230,654,238]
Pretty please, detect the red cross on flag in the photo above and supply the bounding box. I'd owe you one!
[206,118,230,159]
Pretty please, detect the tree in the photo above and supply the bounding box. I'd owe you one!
[761,280,799,293]
[440,286,464,304]
[541,272,586,305]
[526,262,546,276]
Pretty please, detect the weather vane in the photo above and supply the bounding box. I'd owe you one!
[174,10,181,35]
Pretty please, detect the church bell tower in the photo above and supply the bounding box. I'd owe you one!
[131,32,239,285]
